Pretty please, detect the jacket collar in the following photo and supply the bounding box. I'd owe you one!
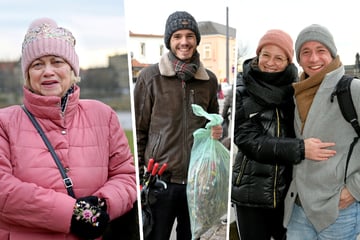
[159,52,210,80]
[320,65,345,90]
[22,85,80,121]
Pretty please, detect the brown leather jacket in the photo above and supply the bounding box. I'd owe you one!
[134,52,219,184]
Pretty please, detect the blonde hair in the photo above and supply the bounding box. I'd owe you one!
[72,70,81,83]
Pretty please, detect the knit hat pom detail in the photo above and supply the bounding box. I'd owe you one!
[21,18,79,79]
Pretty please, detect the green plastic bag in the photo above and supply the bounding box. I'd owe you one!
[186,104,230,240]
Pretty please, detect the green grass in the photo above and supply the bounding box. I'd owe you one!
[125,130,134,155]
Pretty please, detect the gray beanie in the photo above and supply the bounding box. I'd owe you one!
[164,11,201,49]
[295,24,337,62]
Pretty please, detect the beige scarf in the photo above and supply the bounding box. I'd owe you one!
[293,56,341,132]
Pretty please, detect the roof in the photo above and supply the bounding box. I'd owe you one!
[0,61,17,71]
[129,31,163,38]
[131,58,149,68]
[198,21,236,38]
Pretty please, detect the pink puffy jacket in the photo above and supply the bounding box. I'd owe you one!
[0,86,137,240]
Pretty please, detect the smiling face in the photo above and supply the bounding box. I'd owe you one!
[169,29,197,62]
[28,55,73,97]
[298,41,333,77]
[258,45,289,73]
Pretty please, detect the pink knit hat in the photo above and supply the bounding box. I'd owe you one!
[256,29,294,63]
[21,18,79,79]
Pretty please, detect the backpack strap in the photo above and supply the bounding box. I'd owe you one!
[331,75,360,136]
[331,75,360,183]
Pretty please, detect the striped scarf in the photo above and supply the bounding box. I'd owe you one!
[168,51,200,82]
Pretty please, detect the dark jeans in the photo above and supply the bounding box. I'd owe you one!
[234,204,286,240]
[147,182,192,240]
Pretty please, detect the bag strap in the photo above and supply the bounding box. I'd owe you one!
[331,75,360,136]
[21,105,75,198]
[331,75,360,183]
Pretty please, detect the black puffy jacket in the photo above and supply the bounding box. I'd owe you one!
[231,59,304,209]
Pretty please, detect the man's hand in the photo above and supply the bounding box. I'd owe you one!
[211,125,223,140]
[339,187,355,209]
[304,138,336,161]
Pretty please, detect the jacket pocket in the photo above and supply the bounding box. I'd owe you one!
[232,152,248,187]
[146,133,162,160]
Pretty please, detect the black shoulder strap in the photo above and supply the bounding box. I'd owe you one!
[332,75,360,136]
[331,75,360,183]
[21,105,75,198]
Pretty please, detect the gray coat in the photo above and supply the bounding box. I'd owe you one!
[284,66,360,232]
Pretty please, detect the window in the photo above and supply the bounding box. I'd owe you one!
[203,44,211,59]
[140,42,146,56]
[160,45,164,56]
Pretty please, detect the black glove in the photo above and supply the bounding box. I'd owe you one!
[70,196,109,239]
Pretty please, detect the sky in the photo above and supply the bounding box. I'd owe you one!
[1,0,359,69]
[0,0,128,69]
[125,0,360,67]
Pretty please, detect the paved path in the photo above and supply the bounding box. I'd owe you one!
[170,210,237,240]
[170,218,228,240]
[200,222,227,240]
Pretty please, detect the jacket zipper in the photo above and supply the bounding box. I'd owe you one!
[273,108,280,208]
[182,80,188,183]
[61,94,69,124]
[190,89,195,105]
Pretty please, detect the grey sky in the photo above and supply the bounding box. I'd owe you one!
[2,0,359,69]
[126,0,360,66]
[0,0,127,68]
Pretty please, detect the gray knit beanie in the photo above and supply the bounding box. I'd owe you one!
[164,11,201,49]
[295,24,337,62]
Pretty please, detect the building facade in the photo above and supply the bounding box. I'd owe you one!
[129,21,237,84]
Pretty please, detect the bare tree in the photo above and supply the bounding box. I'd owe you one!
[237,40,249,72]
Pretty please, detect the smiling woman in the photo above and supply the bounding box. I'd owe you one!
[231,29,301,240]
[0,17,137,240]
[28,56,75,97]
